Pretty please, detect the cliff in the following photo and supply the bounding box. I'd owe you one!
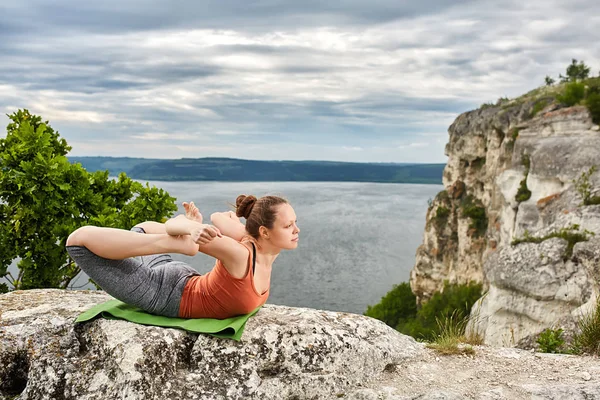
[0,290,420,399]
[409,87,600,346]
[3,290,600,399]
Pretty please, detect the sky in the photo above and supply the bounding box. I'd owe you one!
[0,0,599,163]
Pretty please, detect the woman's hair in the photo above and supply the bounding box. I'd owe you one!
[235,194,288,240]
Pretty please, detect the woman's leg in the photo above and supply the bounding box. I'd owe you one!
[66,226,198,259]
[134,221,167,234]
[65,244,198,317]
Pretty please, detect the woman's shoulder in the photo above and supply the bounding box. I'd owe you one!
[238,239,256,254]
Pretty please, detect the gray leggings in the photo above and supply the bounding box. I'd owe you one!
[66,227,200,317]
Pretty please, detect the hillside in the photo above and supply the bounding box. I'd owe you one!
[69,156,445,184]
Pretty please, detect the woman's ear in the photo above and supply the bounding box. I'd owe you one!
[259,226,270,240]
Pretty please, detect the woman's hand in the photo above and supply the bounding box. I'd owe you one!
[190,224,223,245]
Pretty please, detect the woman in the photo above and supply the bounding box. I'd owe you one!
[66,194,299,319]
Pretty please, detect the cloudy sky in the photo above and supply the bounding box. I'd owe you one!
[0,1,598,163]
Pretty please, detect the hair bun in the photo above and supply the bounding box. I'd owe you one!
[235,194,257,219]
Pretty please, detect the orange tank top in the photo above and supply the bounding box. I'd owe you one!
[178,241,270,319]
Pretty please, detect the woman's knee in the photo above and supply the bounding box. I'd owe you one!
[66,226,96,247]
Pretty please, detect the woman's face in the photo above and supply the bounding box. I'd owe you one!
[267,203,300,250]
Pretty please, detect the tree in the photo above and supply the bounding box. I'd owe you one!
[559,59,591,83]
[0,109,178,292]
[544,76,555,86]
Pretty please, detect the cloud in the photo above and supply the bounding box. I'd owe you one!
[0,0,598,163]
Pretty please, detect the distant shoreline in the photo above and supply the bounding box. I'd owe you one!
[69,156,446,185]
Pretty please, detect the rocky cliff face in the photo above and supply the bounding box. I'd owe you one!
[409,91,600,346]
[0,290,422,400]
[5,290,600,399]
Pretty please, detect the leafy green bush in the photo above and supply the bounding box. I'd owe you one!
[573,166,600,205]
[364,282,418,329]
[510,128,521,141]
[0,109,177,291]
[433,206,450,231]
[398,281,483,341]
[515,155,532,203]
[587,78,600,95]
[504,128,521,152]
[515,179,532,202]
[480,102,497,110]
[557,82,586,106]
[537,328,565,353]
[586,92,600,124]
[460,195,488,238]
[365,281,483,342]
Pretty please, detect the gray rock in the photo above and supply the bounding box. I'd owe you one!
[523,383,600,399]
[411,391,466,400]
[574,236,600,289]
[0,289,424,400]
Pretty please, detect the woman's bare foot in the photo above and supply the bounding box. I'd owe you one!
[183,201,203,224]
[177,234,201,256]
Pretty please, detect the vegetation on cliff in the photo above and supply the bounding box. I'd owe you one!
[574,165,600,206]
[512,59,600,123]
[515,154,532,203]
[365,281,482,342]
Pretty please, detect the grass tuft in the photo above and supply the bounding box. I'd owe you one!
[426,310,482,356]
[572,296,600,355]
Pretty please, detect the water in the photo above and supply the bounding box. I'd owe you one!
[6,181,442,315]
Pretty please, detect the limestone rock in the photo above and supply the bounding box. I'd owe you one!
[410,96,600,346]
[0,289,423,400]
[522,384,600,399]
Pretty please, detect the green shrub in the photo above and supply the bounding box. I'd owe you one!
[573,165,599,205]
[515,179,532,202]
[510,128,521,140]
[515,155,532,203]
[586,92,600,124]
[398,281,483,341]
[460,195,488,237]
[557,82,586,106]
[364,282,418,329]
[436,190,450,203]
[586,78,600,95]
[433,206,450,231]
[480,102,497,110]
[537,328,565,353]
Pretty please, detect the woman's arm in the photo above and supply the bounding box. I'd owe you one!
[211,211,247,242]
[167,213,250,277]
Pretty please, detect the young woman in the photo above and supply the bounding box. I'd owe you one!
[66,195,299,319]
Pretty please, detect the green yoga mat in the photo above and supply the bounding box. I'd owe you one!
[75,299,261,341]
